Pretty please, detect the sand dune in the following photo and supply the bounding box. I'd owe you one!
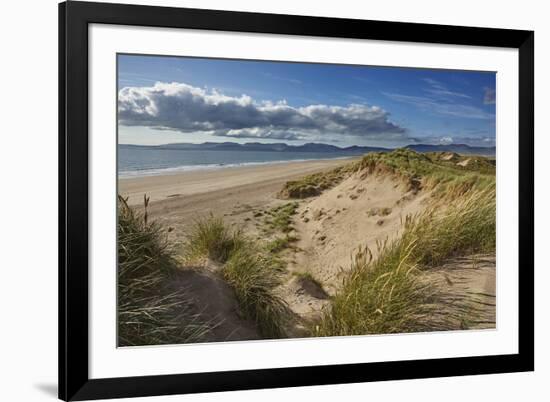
[278,170,495,327]
[290,173,430,293]
[278,173,431,321]
[119,155,495,341]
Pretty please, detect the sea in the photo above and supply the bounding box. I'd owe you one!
[118,145,362,178]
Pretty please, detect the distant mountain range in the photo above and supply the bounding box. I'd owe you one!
[404,143,495,156]
[121,142,495,156]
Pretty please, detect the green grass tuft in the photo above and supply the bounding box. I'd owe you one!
[354,148,495,196]
[279,165,354,199]
[314,186,495,337]
[223,246,291,338]
[313,243,435,336]
[263,202,299,234]
[184,215,291,338]
[118,195,211,346]
[404,187,496,267]
[183,214,245,263]
[279,149,495,201]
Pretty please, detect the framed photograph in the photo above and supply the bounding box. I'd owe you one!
[59,1,534,400]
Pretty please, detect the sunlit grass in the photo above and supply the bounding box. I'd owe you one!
[279,165,354,199]
[314,186,495,336]
[184,215,291,338]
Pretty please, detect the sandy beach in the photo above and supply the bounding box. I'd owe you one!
[118,158,355,238]
[119,158,353,203]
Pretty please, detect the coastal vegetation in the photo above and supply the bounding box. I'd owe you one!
[279,165,354,199]
[118,148,496,344]
[117,196,211,346]
[314,187,495,336]
[183,215,291,338]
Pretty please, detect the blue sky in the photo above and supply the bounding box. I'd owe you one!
[118,54,496,148]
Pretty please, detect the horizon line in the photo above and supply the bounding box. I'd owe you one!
[118,141,496,149]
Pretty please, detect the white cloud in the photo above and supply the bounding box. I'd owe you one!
[118,81,495,147]
[118,82,406,141]
[438,136,454,145]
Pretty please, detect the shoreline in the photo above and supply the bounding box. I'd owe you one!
[118,155,357,179]
[118,157,355,206]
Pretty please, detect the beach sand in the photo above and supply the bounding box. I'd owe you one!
[118,158,354,240]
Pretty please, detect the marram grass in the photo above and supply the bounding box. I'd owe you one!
[224,247,291,338]
[314,186,496,337]
[183,214,245,263]
[184,214,291,338]
[117,195,211,346]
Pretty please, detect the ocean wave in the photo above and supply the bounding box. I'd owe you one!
[118,156,353,178]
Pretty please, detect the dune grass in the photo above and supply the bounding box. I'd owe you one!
[224,247,290,338]
[183,214,245,263]
[260,203,300,254]
[117,196,211,346]
[354,148,495,195]
[263,202,299,234]
[406,187,496,267]
[184,214,291,338]
[280,148,495,201]
[314,186,495,336]
[279,165,354,199]
[118,149,496,343]
[428,172,495,200]
[425,151,496,174]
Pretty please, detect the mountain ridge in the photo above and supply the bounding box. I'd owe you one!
[120,142,495,156]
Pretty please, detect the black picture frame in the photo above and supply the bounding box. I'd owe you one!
[59,1,534,400]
